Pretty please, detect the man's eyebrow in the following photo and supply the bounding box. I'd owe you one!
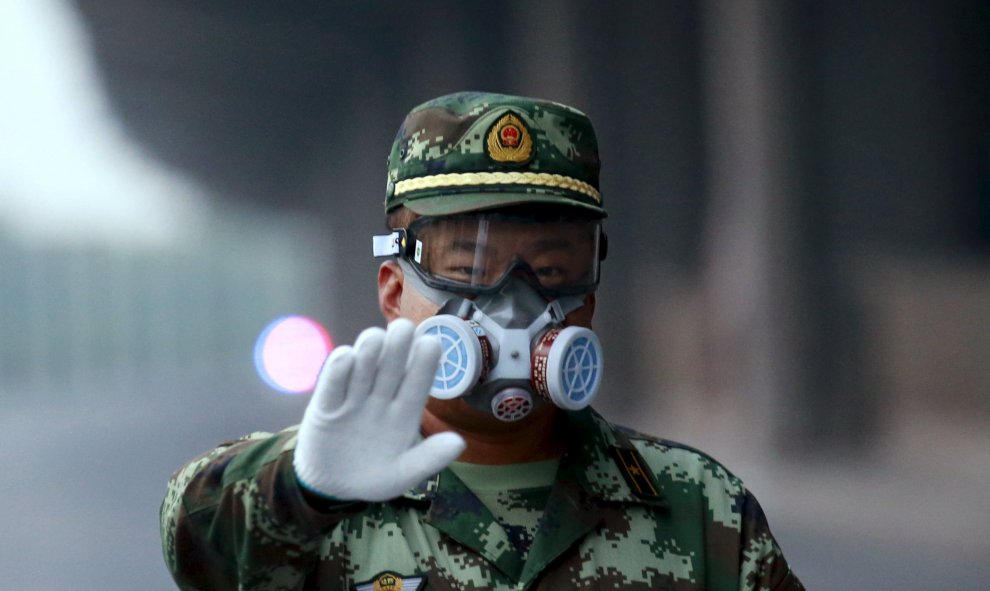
[448,239,480,252]
[530,237,575,252]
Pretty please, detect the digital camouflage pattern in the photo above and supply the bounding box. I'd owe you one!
[385,92,606,218]
[478,486,551,558]
[161,408,803,590]
[448,459,557,559]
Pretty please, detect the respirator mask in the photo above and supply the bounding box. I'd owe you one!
[373,212,607,421]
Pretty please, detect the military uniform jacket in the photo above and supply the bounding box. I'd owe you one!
[161,408,803,591]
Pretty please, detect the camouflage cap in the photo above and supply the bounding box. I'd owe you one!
[385,91,605,218]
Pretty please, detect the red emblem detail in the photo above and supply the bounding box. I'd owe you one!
[499,125,521,147]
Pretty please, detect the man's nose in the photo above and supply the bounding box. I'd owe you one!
[507,263,547,294]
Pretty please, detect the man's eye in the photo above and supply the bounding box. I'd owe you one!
[444,266,480,279]
[534,267,570,284]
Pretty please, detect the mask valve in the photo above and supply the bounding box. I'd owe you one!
[490,388,534,422]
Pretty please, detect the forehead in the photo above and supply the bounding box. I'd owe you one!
[432,216,577,233]
[422,216,591,248]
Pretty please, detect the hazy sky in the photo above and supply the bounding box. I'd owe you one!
[0,0,205,248]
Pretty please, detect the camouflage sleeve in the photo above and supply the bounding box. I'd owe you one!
[738,489,804,591]
[160,428,364,590]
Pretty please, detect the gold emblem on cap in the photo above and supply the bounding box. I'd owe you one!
[373,573,403,591]
[486,112,533,163]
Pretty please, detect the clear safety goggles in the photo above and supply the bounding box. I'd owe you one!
[373,212,606,296]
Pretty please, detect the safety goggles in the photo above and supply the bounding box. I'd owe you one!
[373,212,606,296]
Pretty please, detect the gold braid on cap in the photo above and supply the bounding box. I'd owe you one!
[394,172,601,203]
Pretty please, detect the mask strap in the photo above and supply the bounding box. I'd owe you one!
[525,295,585,337]
[556,294,587,317]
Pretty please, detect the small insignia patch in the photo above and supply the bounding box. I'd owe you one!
[486,112,533,163]
[354,571,426,591]
[611,446,660,498]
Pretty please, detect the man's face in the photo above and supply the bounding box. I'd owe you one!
[377,213,600,431]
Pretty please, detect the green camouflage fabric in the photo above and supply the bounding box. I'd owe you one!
[161,408,803,590]
[385,92,606,218]
[474,485,552,559]
[449,459,558,559]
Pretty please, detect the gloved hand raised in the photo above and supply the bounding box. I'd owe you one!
[293,318,466,502]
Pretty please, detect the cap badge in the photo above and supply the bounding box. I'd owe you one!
[486,112,533,163]
[373,573,401,591]
[354,571,426,591]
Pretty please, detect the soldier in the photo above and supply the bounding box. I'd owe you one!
[161,92,804,591]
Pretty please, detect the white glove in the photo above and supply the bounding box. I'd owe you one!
[293,318,466,502]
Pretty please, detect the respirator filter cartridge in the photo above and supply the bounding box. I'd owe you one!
[415,315,493,399]
[531,326,603,410]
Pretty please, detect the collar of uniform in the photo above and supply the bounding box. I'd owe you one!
[399,408,667,507]
[401,472,440,502]
[560,408,669,507]
[420,467,526,580]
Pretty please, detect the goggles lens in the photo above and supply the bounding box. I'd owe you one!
[405,213,602,295]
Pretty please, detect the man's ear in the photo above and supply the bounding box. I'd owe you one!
[378,260,403,322]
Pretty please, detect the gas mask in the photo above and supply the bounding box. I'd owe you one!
[374,211,607,421]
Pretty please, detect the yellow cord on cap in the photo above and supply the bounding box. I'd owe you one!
[394,171,601,203]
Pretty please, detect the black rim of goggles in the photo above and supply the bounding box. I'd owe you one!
[376,213,607,297]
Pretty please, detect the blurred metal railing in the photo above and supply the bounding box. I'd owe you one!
[0,210,332,398]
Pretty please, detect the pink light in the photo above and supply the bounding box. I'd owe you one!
[254,316,333,394]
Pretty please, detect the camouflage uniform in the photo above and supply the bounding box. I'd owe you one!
[161,408,801,590]
[161,93,803,590]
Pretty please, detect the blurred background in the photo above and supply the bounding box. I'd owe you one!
[1,0,988,588]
